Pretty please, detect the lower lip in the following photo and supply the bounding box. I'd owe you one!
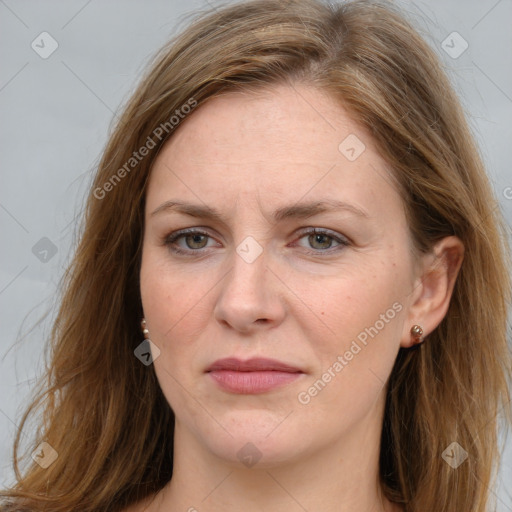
[208,370,302,394]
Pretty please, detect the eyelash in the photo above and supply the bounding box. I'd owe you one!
[163,228,350,256]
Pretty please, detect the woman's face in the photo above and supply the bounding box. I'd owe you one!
[140,83,419,467]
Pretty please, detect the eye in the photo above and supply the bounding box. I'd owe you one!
[294,228,349,253]
[163,227,349,256]
[164,229,219,254]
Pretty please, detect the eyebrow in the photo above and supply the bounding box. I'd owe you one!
[150,199,369,222]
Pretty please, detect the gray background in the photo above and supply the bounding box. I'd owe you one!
[1,0,511,508]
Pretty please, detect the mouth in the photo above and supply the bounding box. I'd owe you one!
[206,357,304,394]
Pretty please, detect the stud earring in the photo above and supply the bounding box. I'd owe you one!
[410,324,424,347]
[141,318,150,339]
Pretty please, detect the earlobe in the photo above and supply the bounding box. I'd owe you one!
[401,235,464,348]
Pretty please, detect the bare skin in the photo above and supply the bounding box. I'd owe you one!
[132,82,463,512]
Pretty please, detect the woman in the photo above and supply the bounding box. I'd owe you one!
[1,0,510,510]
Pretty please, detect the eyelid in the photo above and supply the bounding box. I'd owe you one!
[294,226,350,243]
[164,227,213,242]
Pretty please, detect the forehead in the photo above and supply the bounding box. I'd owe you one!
[146,83,402,220]
[158,84,362,167]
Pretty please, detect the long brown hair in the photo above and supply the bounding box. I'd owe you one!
[1,1,510,510]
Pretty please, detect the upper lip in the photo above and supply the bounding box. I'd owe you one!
[206,357,303,373]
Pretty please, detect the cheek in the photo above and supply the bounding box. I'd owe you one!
[140,248,212,339]
[139,251,212,412]
[293,281,405,426]
[295,260,408,403]
[296,259,405,343]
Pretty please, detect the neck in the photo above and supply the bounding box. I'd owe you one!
[150,405,401,512]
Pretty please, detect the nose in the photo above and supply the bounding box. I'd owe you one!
[213,247,286,334]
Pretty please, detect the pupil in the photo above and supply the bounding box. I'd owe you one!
[310,233,331,249]
[187,234,206,248]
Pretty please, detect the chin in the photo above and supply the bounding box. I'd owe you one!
[191,409,315,469]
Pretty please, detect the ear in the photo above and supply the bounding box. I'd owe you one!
[400,235,464,348]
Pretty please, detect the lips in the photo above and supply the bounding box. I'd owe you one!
[207,357,302,373]
[206,357,304,394]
